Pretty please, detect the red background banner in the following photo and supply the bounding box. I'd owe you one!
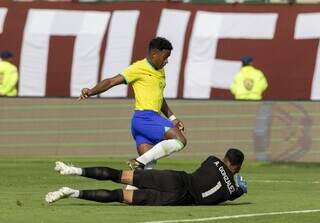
[0,2,320,99]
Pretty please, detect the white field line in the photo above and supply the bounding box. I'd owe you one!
[142,209,320,223]
[250,180,320,184]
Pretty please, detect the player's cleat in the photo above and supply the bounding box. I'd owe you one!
[127,159,145,170]
[45,187,75,204]
[54,161,81,175]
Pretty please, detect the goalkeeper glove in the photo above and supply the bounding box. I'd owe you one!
[235,175,247,194]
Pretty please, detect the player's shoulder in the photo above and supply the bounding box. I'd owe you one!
[130,58,147,69]
[203,155,221,165]
[122,59,145,75]
[208,155,221,160]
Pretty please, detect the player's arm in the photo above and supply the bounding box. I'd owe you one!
[229,175,247,201]
[79,74,125,100]
[161,99,184,131]
[229,188,245,201]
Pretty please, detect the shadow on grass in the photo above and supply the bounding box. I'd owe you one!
[56,202,252,207]
[219,202,252,206]
[56,203,126,207]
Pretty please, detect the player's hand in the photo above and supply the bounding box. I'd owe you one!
[173,119,185,132]
[78,88,92,101]
[235,175,247,193]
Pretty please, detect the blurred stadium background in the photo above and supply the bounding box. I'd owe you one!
[0,98,319,162]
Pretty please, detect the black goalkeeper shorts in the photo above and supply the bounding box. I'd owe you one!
[131,169,194,206]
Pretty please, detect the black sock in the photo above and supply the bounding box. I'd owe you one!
[82,167,122,182]
[79,189,123,203]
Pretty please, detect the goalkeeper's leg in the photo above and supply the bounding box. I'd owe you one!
[55,161,123,183]
[45,187,129,204]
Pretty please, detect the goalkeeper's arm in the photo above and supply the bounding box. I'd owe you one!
[229,175,247,201]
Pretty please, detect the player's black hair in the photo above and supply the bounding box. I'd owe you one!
[149,37,173,51]
[225,148,244,166]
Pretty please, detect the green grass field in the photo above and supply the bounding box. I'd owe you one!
[0,156,319,223]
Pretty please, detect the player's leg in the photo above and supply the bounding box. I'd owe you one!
[126,144,157,190]
[128,143,157,170]
[127,143,152,170]
[55,161,134,184]
[54,162,186,192]
[46,168,189,205]
[45,187,132,204]
[130,111,187,167]
[135,127,187,166]
[79,189,135,204]
[46,169,135,204]
[129,111,158,170]
[45,187,181,205]
[136,144,159,169]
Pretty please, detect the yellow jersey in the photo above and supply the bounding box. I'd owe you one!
[0,60,18,96]
[121,58,166,112]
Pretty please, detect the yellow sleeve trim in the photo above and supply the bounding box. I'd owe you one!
[120,73,128,85]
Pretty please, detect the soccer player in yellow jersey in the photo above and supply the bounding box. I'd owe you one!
[79,37,187,170]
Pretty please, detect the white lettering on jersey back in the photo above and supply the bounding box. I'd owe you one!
[201,181,222,198]
[218,166,236,194]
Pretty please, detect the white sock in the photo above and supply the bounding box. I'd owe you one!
[144,160,157,170]
[69,189,80,198]
[72,167,83,176]
[136,139,184,165]
[64,166,82,175]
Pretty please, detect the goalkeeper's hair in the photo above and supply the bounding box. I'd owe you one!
[225,148,244,166]
[149,37,173,51]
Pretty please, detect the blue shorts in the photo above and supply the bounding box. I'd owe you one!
[131,110,175,146]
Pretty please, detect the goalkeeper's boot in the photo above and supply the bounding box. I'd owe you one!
[45,187,76,204]
[54,161,82,175]
[127,159,145,170]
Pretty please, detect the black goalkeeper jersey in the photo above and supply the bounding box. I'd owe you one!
[186,156,242,205]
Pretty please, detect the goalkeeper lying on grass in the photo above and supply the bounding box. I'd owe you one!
[45,148,247,206]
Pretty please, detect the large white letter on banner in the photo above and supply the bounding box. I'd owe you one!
[157,9,190,98]
[19,9,110,96]
[295,13,320,100]
[184,12,278,98]
[100,10,139,97]
[0,8,7,33]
